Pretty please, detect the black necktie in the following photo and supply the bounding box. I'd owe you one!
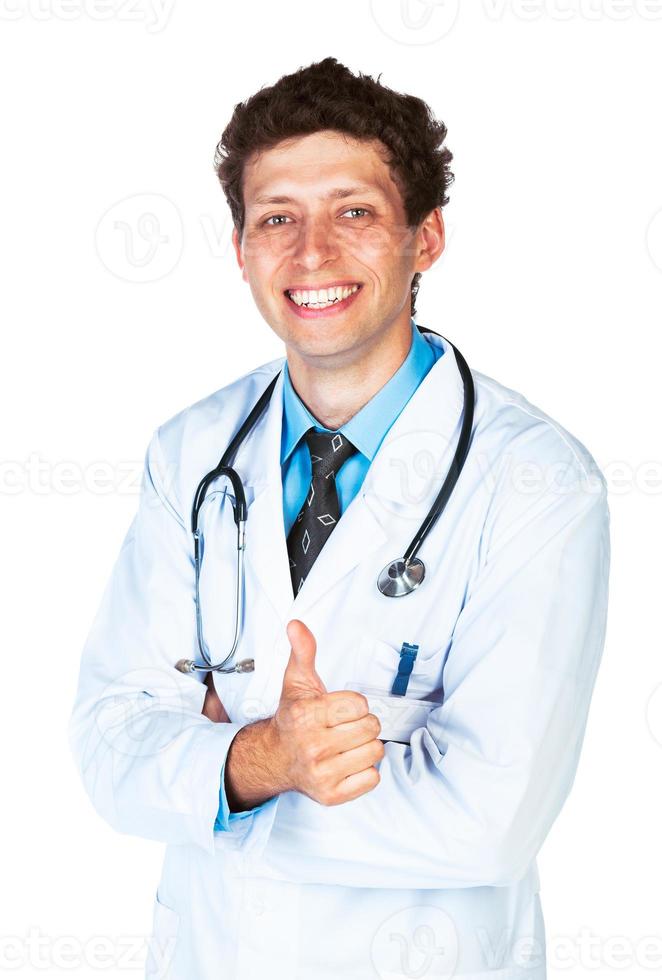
[286,427,358,596]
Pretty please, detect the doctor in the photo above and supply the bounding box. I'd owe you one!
[69,58,610,980]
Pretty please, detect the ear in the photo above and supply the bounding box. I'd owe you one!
[232,226,248,283]
[413,206,446,275]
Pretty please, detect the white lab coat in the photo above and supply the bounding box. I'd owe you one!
[68,331,610,980]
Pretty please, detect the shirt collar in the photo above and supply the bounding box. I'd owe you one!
[281,317,436,465]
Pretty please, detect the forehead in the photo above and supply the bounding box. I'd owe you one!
[242,130,399,207]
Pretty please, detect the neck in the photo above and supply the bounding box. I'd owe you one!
[285,315,413,430]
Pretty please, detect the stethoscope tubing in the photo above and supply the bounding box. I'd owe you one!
[176,328,474,675]
[402,341,475,563]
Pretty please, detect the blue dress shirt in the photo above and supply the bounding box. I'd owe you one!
[214,319,444,830]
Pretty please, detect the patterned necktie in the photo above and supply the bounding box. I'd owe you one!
[287,427,358,597]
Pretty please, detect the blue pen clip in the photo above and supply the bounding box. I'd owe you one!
[390,642,420,697]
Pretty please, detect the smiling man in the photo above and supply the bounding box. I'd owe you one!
[233,125,443,434]
[69,58,610,980]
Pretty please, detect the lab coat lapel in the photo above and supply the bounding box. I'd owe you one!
[289,487,390,619]
[232,375,393,627]
[227,360,393,627]
[230,365,296,626]
[290,333,467,618]
[361,334,466,509]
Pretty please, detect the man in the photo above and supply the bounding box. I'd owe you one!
[69,58,610,980]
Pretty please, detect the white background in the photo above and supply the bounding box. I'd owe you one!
[1,2,661,977]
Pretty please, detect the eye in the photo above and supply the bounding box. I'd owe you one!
[263,214,291,227]
[342,207,371,219]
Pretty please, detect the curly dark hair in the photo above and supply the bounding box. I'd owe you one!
[214,57,454,317]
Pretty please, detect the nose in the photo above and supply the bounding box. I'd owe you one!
[291,215,339,270]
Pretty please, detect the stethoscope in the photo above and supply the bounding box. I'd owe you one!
[174,327,474,676]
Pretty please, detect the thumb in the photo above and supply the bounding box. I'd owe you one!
[281,619,327,699]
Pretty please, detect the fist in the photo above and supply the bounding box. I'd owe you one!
[270,619,385,806]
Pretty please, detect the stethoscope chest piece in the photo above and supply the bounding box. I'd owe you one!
[377,557,426,597]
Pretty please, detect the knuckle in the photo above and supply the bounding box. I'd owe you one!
[318,787,339,807]
[289,696,324,730]
[353,692,370,715]
[330,692,360,725]
[302,739,321,765]
[309,696,327,728]
[367,712,382,737]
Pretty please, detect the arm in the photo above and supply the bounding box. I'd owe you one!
[214,758,271,830]
[68,427,278,853]
[243,461,611,889]
[201,675,273,828]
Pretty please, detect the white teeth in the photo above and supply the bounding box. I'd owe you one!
[287,284,360,308]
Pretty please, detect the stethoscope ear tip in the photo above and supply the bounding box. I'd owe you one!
[172,657,255,674]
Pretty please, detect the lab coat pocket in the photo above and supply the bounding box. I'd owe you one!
[349,635,446,702]
[145,891,181,980]
[346,636,445,744]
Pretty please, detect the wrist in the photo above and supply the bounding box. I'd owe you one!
[225,717,292,812]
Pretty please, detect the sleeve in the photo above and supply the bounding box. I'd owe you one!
[214,761,268,831]
[68,426,278,854]
[244,458,611,889]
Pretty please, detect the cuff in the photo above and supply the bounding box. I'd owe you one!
[214,759,269,831]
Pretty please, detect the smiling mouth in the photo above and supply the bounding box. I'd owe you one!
[285,283,362,310]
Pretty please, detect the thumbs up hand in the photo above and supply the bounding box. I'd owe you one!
[224,619,385,813]
[268,619,385,807]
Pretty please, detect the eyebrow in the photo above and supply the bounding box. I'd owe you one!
[252,185,385,207]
